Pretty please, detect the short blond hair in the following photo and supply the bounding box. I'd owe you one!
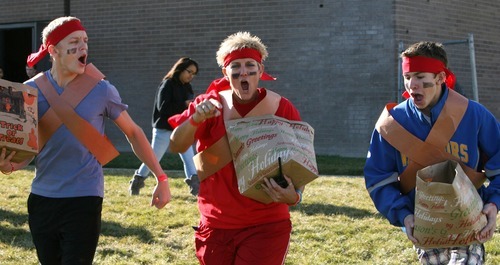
[42,16,81,46]
[216,32,268,67]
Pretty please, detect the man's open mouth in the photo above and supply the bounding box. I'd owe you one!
[411,93,423,102]
[78,54,87,64]
[241,80,249,90]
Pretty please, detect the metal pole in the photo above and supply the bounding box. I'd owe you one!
[397,41,404,102]
[64,0,70,16]
[468,33,479,102]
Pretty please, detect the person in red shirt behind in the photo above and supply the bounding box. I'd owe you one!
[168,31,304,265]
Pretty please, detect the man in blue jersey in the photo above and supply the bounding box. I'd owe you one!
[364,41,500,264]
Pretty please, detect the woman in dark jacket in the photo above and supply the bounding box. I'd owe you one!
[129,57,200,196]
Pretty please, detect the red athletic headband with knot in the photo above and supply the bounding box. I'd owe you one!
[401,56,456,99]
[223,48,261,67]
[26,20,86,67]
[223,47,276,81]
[206,47,276,93]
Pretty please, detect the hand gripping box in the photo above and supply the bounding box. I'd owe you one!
[0,79,38,162]
[225,115,318,203]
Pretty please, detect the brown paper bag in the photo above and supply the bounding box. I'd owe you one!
[413,160,487,248]
[0,79,38,162]
[225,115,318,203]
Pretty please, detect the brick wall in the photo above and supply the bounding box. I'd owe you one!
[74,0,397,158]
[0,2,62,22]
[1,0,498,158]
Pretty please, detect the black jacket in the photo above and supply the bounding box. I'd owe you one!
[152,78,193,130]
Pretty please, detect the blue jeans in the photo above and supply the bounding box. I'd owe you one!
[135,128,196,180]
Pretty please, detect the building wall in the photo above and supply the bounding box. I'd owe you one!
[1,1,498,158]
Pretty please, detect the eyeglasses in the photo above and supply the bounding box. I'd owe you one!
[185,69,197,76]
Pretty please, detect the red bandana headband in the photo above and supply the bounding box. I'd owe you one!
[223,48,262,67]
[206,47,276,93]
[401,56,456,98]
[26,20,86,67]
[223,47,276,81]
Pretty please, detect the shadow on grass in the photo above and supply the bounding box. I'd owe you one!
[294,203,383,219]
[0,208,32,249]
[0,208,155,249]
[100,220,154,243]
[0,208,27,226]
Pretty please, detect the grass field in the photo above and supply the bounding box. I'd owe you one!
[104,153,367,176]
[1,155,499,264]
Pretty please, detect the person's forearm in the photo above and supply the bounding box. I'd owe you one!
[169,118,197,153]
[485,174,500,210]
[128,128,164,177]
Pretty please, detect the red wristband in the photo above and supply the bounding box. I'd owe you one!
[157,174,168,182]
[189,116,202,127]
[1,162,14,175]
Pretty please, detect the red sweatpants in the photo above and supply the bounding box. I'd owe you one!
[195,219,292,265]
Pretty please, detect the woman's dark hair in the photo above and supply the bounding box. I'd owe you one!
[163,57,199,82]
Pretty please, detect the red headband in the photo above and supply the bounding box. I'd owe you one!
[223,47,275,81]
[223,47,264,67]
[26,20,86,67]
[401,56,456,98]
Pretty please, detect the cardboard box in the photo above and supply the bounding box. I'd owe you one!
[413,160,487,248]
[0,79,38,162]
[225,115,318,203]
